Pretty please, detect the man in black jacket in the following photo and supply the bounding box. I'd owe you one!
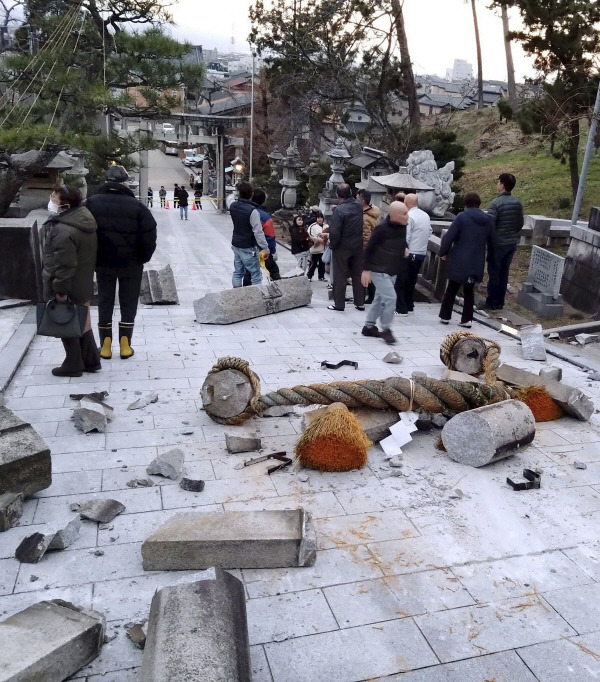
[327,183,365,311]
[485,172,524,309]
[361,202,408,345]
[87,165,157,360]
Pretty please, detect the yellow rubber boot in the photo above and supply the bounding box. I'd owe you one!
[119,322,134,359]
[98,325,112,359]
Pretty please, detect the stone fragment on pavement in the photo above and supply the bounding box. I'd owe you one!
[497,364,594,421]
[126,478,154,488]
[141,568,251,682]
[72,399,109,434]
[574,461,587,470]
[193,275,312,324]
[48,516,82,550]
[15,532,54,563]
[442,368,484,383]
[261,405,299,418]
[77,498,126,523]
[126,623,146,649]
[520,324,547,361]
[388,455,403,467]
[442,399,535,467]
[539,366,563,382]
[225,434,261,454]
[0,405,52,496]
[179,477,205,492]
[127,392,158,410]
[382,351,403,364]
[146,449,185,479]
[574,332,599,346]
[0,600,105,681]
[0,491,24,532]
[139,264,179,305]
[142,508,317,570]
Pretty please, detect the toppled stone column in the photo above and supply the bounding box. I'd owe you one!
[141,569,251,682]
[0,492,24,532]
[441,399,535,467]
[142,509,317,570]
[497,364,593,421]
[140,265,179,305]
[0,405,51,496]
[193,276,312,324]
[0,600,105,680]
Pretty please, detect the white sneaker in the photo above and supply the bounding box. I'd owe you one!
[439,317,450,325]
[395,312,408,317]
[458,321,472,328]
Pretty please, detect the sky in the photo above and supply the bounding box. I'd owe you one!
[169,0,537,82]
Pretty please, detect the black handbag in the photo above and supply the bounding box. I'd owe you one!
[36,299,87,338]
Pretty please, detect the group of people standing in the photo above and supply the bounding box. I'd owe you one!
[150,184,203,218]
[41,165,157,377]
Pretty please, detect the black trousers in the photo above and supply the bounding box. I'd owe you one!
[307,253,325,280]
[97,263,144,326]
[486,244,516,309]
[395,254,425,314]
[332,247,364,309]
[439,279,474,323]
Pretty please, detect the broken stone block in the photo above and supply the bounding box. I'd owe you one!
[179,478,205,492]
[48,516,81,550]
[127,392,158,411]
[539,366,563,382]
[260,405,298,418]
[0,491,24,532]
[574,461,587,470]
[225,434,261,454]
[73,400,109,434]
[194,275,312,324]
[388,455,403,468]
[349,408,400,443]
[441,399,536,467]
[497,364,594,421]
[126,478,154,488]
[202,369,255,421]
[126,623,146,649]
[442,368,484,383]
[141,568,251,682]
[520,324,547,361]
[575,332,599,346]
[0,405,52,496]
[15,532,54,563]
[382,351,403,364]
[142,509,317,570]
[78,498,126,523]
[146,449,184,480]
[140,264,179,305]
[0,600,105,680]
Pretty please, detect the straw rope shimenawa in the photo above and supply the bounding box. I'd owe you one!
[439,330,502,385]
[203,356,512,426]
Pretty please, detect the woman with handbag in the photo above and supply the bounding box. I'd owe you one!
[42,185,101,377]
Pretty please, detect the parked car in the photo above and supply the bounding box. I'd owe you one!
[161,123,175,135]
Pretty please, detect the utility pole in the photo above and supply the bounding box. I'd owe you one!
[571,81,600,226]
[139,119,149,205]
[249,52,255,181]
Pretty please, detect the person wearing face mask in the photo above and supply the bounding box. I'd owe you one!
[41,185,101,376]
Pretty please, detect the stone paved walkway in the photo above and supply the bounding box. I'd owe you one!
[3,205,600,681]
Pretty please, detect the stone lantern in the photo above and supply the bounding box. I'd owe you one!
[279,139,304,210]
[267,147,283,181]
[319,137,351,218]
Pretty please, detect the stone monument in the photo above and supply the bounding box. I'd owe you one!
[562,217,600,314]
[517,245,564,317]
[279,139,304,209]
[318,137,351,218]
[406,150,455,217]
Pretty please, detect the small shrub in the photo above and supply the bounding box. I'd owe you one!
[557,197,571,210]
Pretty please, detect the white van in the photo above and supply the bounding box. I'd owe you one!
[161,123,175,135]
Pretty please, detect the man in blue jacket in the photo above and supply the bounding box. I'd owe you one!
[485,172,524,310]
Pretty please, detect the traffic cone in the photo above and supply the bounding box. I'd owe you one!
[192,201,197,210]
[166,200,170,209]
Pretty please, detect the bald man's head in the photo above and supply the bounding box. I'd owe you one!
[404,193,418,209]
[388,201,409,224]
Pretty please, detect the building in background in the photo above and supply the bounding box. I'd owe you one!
[445,59,473,82]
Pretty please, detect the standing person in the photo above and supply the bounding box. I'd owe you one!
[361,202,409,345]
[357,189,381,304]
[194,185,203,210]
[41,185,100,376]
[147,187,154,208]
[159,186,167,208]
[305,205,321,227]
[178,184,189,220]
[395,192,406,203]
[439,192,494,327]
[230,180,270,287]
[173,183,180,209]
[189,172,195,187]
[307,213,327,281]
[289,215,312,274]
[327,183,365,311]
[485,172,524,310]
[395,193,432,315]
[252,188,280,280]
[87,165,157,360]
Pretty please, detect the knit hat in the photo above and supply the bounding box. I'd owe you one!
[105,165,130,183]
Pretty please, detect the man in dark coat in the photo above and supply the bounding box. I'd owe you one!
[327,183,365,311]
[485,172,524,309]
[178,185,189,220]
[361,202,408,345]
[439,192,494,326]
[87,165,157,360]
